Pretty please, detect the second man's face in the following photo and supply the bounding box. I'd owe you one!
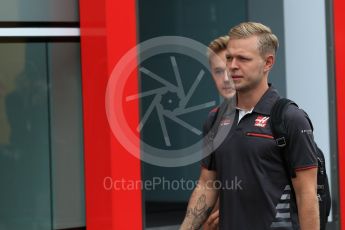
[210,50,236,100]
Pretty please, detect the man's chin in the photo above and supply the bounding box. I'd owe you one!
[222,92,236,100]
[233,83,247,92]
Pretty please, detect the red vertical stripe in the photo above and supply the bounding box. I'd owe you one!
[334,0,345,228]
[79,1,142,230]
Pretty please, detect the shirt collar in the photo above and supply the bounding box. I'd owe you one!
[252,84,280,115]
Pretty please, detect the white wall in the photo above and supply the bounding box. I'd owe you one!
[283,0,332,219]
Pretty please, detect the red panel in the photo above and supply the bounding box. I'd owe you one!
[79,0,142,229]
[333,0,345,228]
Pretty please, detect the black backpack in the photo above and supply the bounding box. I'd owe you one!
[270,98,331,230]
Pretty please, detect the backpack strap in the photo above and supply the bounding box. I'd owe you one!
[270,98,298,178]
[270,98,297,146]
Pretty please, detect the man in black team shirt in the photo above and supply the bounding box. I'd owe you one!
[202,35,233,230]
[180,22,319,230]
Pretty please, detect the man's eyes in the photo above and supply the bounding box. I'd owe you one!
[238,56,250,61]
[226,56,250,62]
[214,69,225,75]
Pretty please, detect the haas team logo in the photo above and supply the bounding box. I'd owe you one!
[255,116,270,128]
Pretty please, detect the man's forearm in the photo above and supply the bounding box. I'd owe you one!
[182,194,213,230]
[180,185,217,230]
[292,167,319,230]
[296,193,319,230]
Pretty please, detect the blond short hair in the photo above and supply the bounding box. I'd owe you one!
[207,35,229,58]
[228,22,279,57]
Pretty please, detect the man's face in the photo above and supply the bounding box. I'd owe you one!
[226,36,272,93]
[210,50,236,99]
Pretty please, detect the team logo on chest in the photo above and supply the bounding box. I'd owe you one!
[220,118,232,126]
[254,115,269,128]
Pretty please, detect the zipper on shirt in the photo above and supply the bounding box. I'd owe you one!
[246,132,274,139]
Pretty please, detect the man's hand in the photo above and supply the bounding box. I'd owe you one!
[180,167,218,230]
[292,167,319,230]
[203,202,219,230]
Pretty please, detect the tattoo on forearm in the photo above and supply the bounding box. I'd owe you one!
[185,194,213,229]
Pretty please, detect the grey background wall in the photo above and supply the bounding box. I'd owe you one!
[50,43,85,229]
[0,1,84,229]
[248,0,286,97]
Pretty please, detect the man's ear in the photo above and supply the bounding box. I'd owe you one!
[264,54,275,72]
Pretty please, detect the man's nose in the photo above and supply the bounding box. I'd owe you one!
[227,58,238,70]
[224,70,230,82]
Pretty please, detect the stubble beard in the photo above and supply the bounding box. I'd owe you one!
[234,75,266,94]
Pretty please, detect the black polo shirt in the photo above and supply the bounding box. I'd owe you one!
[202,86,318,230]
